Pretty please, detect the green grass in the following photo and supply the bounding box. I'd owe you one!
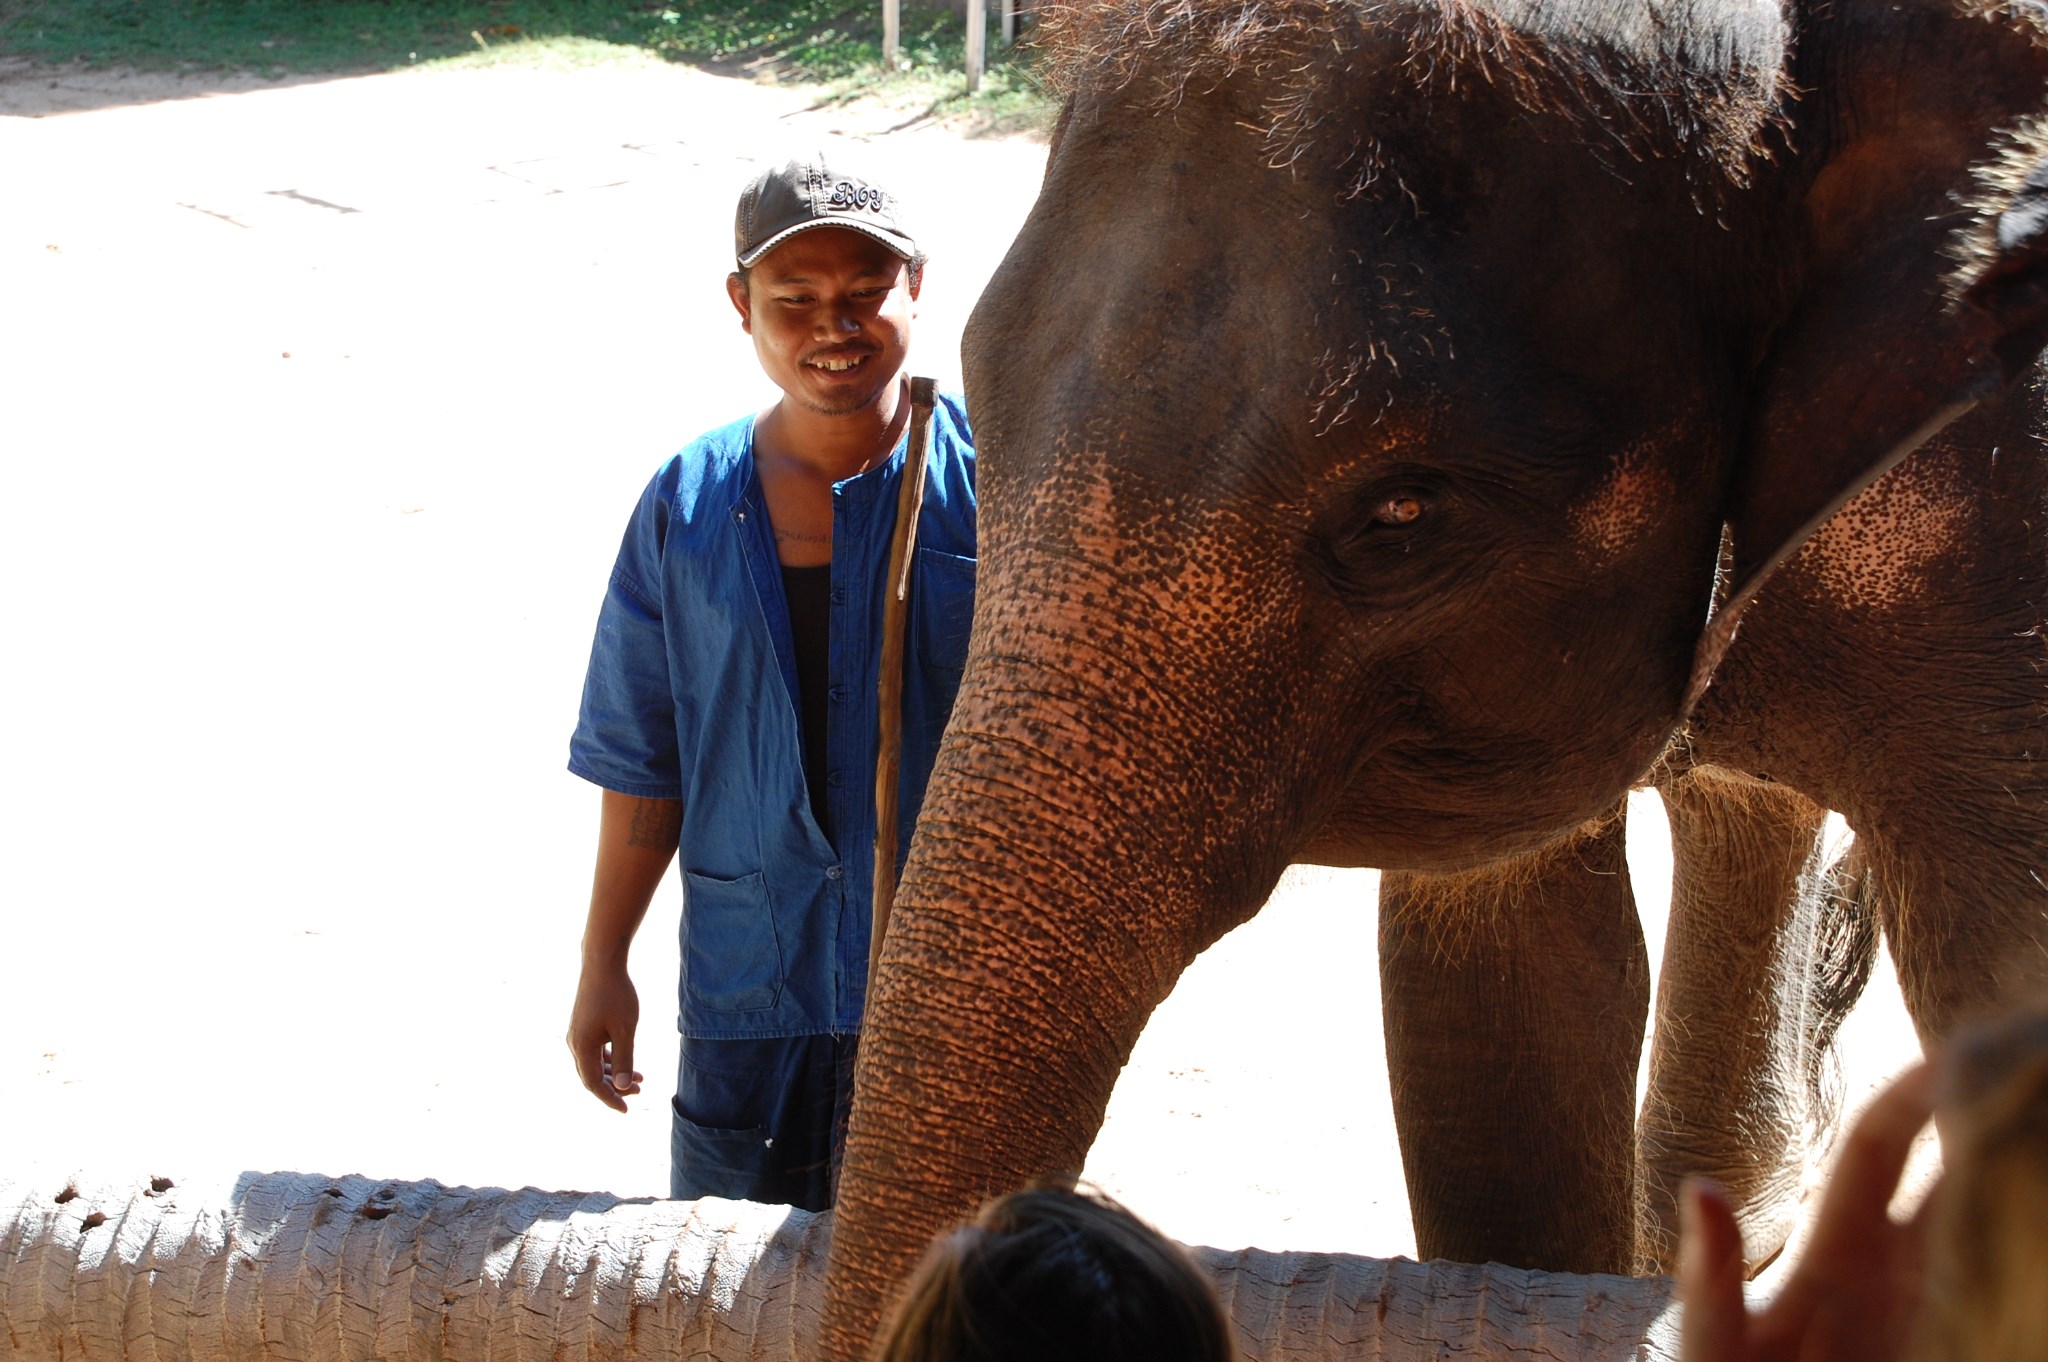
[0,0,1053,133]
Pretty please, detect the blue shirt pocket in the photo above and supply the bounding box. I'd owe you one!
[913,547,977,672]
[682,869,784,1013]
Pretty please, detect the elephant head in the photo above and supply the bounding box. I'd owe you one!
[823,0,2048,1351]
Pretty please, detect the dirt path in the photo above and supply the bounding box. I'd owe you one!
[0,59,1921,1265]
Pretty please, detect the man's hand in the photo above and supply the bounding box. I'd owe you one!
[568,790,680,1112]
[1679,1062,1937,1362]
[568,964,644,1112]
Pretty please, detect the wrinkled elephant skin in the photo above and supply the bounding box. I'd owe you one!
[822,0,2048,1352]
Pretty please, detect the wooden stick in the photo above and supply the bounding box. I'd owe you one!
[870,377,936,997]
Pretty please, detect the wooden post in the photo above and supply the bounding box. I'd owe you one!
[1002,0,1017,46]
[965,0,985,92]
[883,0,900,67]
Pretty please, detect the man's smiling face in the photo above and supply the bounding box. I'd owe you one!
[730,226,920,417]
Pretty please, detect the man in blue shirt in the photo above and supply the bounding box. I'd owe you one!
[566,154,976,1209]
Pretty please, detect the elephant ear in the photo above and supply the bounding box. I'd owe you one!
[1687,22,2048,707]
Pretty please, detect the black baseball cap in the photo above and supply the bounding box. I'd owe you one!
[734,153,921,269]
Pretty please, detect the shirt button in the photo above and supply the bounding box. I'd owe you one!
[827,770,846,789]
[829,685,848,704]
[830,587,847,605]
[826,864,844,881]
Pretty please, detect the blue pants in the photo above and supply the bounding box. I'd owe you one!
[671,1033,856,1211]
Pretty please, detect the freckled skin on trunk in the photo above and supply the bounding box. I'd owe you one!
[825,717,1287,1359]
[819,369,1375,1338]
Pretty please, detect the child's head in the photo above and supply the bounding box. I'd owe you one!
[1913,1004,2048,1362]
[869,1181,1236,1362]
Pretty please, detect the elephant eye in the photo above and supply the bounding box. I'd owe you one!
[1373,494,1427,526]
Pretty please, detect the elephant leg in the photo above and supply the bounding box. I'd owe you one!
[1636,767,1878,1274]
[1861,826,2048,1046]
[1379,804,1648,1275]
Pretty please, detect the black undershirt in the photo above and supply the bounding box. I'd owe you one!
[781,563,834,847]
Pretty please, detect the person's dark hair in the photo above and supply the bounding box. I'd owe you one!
[868,1181,1236,1362]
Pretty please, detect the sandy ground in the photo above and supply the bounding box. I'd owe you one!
[0,58,1926,1265]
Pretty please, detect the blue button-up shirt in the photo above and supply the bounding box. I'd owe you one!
[569,396,976,1039]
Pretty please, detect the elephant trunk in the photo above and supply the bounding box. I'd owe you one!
[823,492,1345,1355]
[1,1170,1682,1362]
[824,568,1322,1349]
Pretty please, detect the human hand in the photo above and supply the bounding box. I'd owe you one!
[1679,1062,1937,1362]
[567,964,644,1113]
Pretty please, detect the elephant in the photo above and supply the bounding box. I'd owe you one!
[817,0,2048,1352]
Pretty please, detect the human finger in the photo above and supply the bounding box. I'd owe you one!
[609,1031,639,1095]
[1804,1063,1937,1256]
[568,1023,629,1112]
[1679,1178,1750,1362]
[602,1050,643,1096]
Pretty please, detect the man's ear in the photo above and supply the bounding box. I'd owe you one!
[908,261,924,306]
[727,271,752,333]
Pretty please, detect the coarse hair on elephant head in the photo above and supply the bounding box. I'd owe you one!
[819,0,2048,1353]
[1032,0,1790,182]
